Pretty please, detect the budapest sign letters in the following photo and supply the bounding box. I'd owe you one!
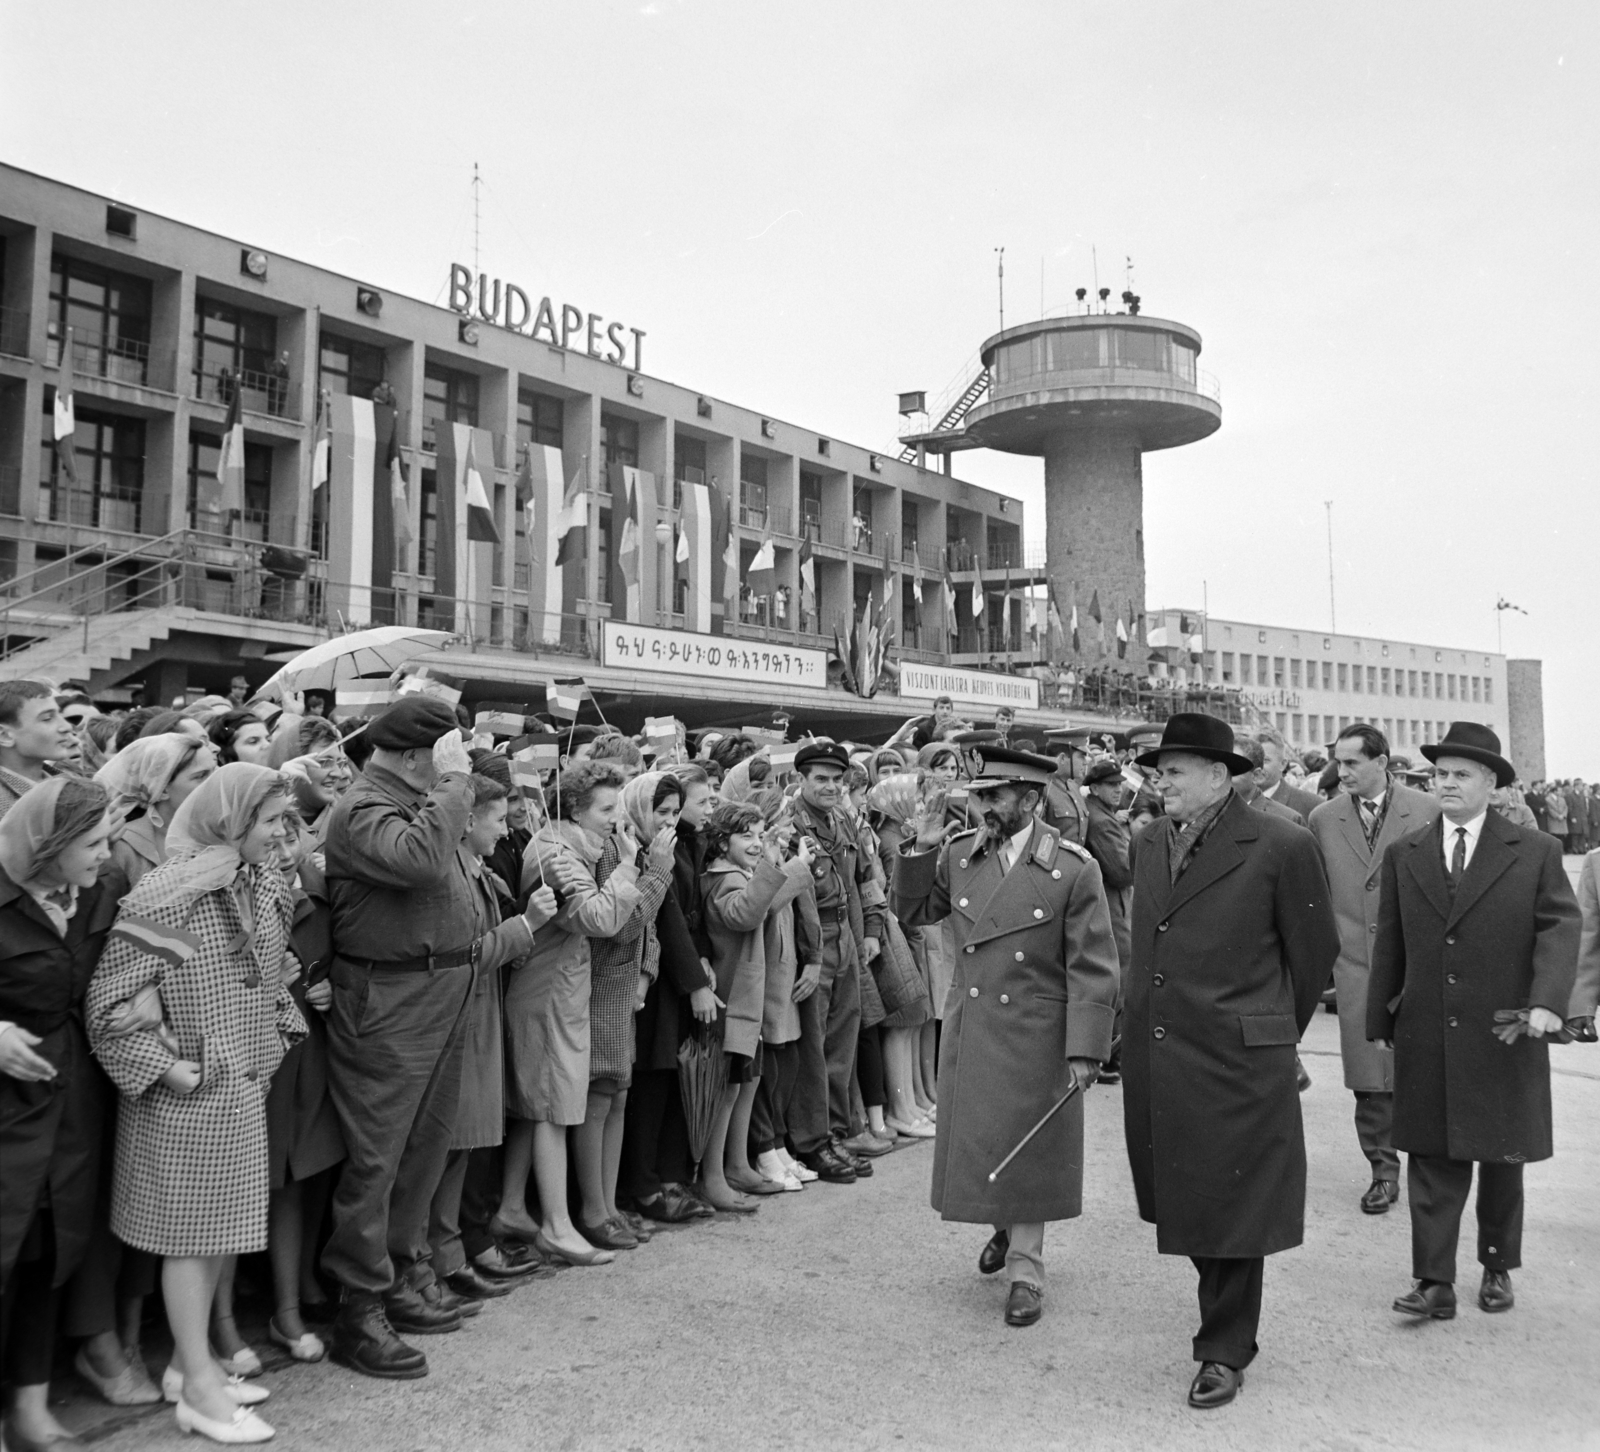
[449,265,645,371]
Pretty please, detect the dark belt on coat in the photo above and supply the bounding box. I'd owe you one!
[342,942,480,973]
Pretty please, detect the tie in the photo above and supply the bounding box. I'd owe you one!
[1359,798,1381,847]
[1448,827,1467,892]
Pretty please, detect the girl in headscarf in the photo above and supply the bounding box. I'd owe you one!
[207,710,272,768]
[267,715,350,836]
[0,778,123,1452]
[86,763,305,1445]
[95,734,217,890]
[570,772,680,1248]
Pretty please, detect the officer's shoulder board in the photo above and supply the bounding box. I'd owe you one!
[1034,827,1090,869]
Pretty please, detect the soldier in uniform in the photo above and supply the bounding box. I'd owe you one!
[892,746,1119,1328]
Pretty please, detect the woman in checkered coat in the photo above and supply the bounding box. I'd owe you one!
[86,763,305,1442]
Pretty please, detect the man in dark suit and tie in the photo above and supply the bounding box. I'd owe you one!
[1309,724,1441,1214]
[1232,738,1307,826]
[1256,727,1322,820]
[1368,722,1580,1320]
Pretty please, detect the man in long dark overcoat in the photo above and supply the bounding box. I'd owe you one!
[894,746,1119,1329]
[1368,722,1579,1320]
[1122,714,1339,1409]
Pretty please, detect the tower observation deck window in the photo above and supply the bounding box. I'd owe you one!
[1115,330,1163,371]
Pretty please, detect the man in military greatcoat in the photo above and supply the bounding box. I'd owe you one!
[893,746,1119,1329]
[1368,722,1579,1321]
[1123,714,1339,1409]
[1309,723,1440,1214]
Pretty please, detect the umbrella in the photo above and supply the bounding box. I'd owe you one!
[677,1021,728,1177]
[259,626,453,698]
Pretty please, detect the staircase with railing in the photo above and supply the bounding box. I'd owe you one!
[898,367,991,462]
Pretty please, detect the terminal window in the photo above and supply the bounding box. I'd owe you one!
[518,389,564,450]
[1046,329,1102,372]
[39,406,145,533]
[1257,655,1269,683]
[1238,655,1251,685]
[1484,678,1493,704]
[194,296,279,406]
[1471,677,1482,703]
[1366,667,1378,693]
[49,253,153,385]
[800,471,823,539]
[601,413,638,469]
[1115,330,1162,371]
[1321,661,1332,690]
[1273,657,1285,687]
[1337,663,1348,692]
[1290,659,1302,689]
[1381,668,1391,695]
[319,333,386,401]
[1220,651,1234,683]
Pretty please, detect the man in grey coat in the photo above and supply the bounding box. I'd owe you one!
[1310,724,1441,1213]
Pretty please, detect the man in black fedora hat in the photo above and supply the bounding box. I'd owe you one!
[1368,721,1579,1322]
[894,745,1119,1329]
[1122,713,1339,1408]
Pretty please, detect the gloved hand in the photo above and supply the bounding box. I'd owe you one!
[432,730,472,778]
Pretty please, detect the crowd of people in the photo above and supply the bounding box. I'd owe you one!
[0,675,1594,1442]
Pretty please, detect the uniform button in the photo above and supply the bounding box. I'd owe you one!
[1033,908,1044,920]
[965,945,975,955]
[1366,882,1376,892]
[1052,869,1061,879]
[1447,974,1458,985]
[958,859,968,869]
[1445,935,1456,946]
[969,986,979,998]
[1157,922,1169,933]
[1153,1026,1166,1040]
[1448,1017,1459,1028]
[958,897,969,907]
[1487,1245,1497,1255]
[1153,974,1165,987]
[1369,924,1377,934]
[1014,951,1025,962]
[245,1068,258,1081]
[1000,994,1010,1004]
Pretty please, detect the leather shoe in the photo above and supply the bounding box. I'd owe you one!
[832,1139,873,1176]
[1393,1280,1457,1319]
[1360,1179,1399,1214]
[1479,1268,1514,1313]
[1096,1068,1121,1085]
[1004,1282,1042,1327]
[474,1243,540,1280]
[423,1278,479,1318]
[840,1130,893,1158]
[978,1229,1010,1276]
[796,1146,856,1184]
[637,1187,698,1223]
[578,1216,638,1250]
[446,1265,512,1300]
[1187,1362,1242,1408]
[383,1281,461,1335]
[329,1291,428,1379]
[1295,1056,1312,1092]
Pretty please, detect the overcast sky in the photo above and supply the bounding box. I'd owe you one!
[4,1,1594,772]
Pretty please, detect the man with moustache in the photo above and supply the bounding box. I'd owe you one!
[893,746,1119,1328]
[1122,714,1339,1408]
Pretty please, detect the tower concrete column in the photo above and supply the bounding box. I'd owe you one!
[1044,425,1144,667]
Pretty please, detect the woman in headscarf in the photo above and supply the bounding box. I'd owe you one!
[494,761,644,1267]
[571,771,679,1248]
[267,715,350,837]
[0,778,123,1452]
[95,734,217,890]
[86,763,305,1445]
[207,710,272,768]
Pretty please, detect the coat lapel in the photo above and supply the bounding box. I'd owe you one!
[1402,821,1454,923]
[1334,795,1373,872]
[1162,794,1252,921]
[964,825,1051,947]
[1446,812,1518,929]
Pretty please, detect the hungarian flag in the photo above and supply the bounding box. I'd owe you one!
[748,531,776,597]
[1116,616,1128,658]
[464,434,499,544]
[722,519,739,613]
[911,571,923,630]
[944,569,959,641]
[1026,591,1039,642]
[217,383,245,517]
[387,426,412,551]
[555,460,587,566]
[971,567,984,618]
[53,326,78,485]
[1070,601,1080,653]
[474,710,528,738]
[1047,590,1065,652]
[798,534,816,619]
[680,480,713,633]
[546,678,589,721]
[109,916,201,969]
[618,471,641,591]
[676,519,690,564]
[311,388,331,492]
[1087,589,1102,624]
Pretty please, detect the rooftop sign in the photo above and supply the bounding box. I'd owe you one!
[448,264,645,371]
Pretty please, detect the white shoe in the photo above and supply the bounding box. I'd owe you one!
[778,1149,817,1182]
[163,1365,270,1406]
[756,1151,788,1181]
[174,1396,275,1442]
[780,1172,804,1192]
[212,1344,262,1378]
[886,1115,936,1139]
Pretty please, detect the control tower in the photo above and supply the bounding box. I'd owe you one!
[904,309,1220,668]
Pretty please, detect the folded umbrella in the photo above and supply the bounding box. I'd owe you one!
[677,1021,729,1178]
[1492,1008,1574,1045]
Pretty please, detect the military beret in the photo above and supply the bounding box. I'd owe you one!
[967,745,1059,791]
[794,741,849,773]
[1083,760,1123,787]
[367,694,461,750]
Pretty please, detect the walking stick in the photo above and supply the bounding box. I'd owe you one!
[987,1082,1079,1183]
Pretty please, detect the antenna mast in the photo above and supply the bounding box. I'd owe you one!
[472,162,481,275]
[995,247,1005,332]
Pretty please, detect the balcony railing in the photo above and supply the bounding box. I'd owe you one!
[986,540,1046,571]
[192,362,300,420]
[49,484,146,535]
[738,504,768,529]
[0,306,29,359]
[47,328,176,392]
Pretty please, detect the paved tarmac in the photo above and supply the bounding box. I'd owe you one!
[74,1010,1600,1452]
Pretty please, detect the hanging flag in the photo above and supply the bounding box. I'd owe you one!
[707,475,733,624]
[680,480,713,633]
[799,533,816,621]
[1087,589,1102,624]
[311,389,331,491]
[386,421,412,551]
[522,445,566,646]
[1116,616,1129,658]
[555,460,587,566]
[722,520,740,614]
[546,678,589,721]
[748,531,776,598]
[1070,601,1080,653]
[675,519,690,564]
[1027,592,1039,641]
[944,569,959,641]
[1047,591,1064,647]
[911,571,924,631]
[216,383,246,518]
[618,471,641,593]
[53,326,78,485]
[971,571,984,618]
[464,434,500,544]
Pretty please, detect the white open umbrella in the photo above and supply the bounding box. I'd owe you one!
[259,626,454,698]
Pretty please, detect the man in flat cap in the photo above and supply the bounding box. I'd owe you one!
[1368,722,1579,1322]
[1123,714,1338,1408]
[786,740,889,1183]
[893,745,1119,1328]
[320,696,569,1377]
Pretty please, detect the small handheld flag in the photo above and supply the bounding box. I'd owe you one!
[546,679,589,721]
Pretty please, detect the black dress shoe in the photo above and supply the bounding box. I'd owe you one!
[1188,1362,1242,1408]
[637,1188,698,1224]
[330,1291,428,1379]
[424,1278,481,1318]
[1004,1282,1042,1327]
[474,1243,540,1280]
[1360,1179,1399,1214]
[978,1229,1010,1276]
[1479,1268,1514,1313]
[383,1281,462,1335]
[1295,1056,1312,1093]
[796,1145,856,1184]
[446,1265,512,1301]
[832,1140,874,1177]
[1393,1280,1456,1319]
[1096,1068,1121,1085]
